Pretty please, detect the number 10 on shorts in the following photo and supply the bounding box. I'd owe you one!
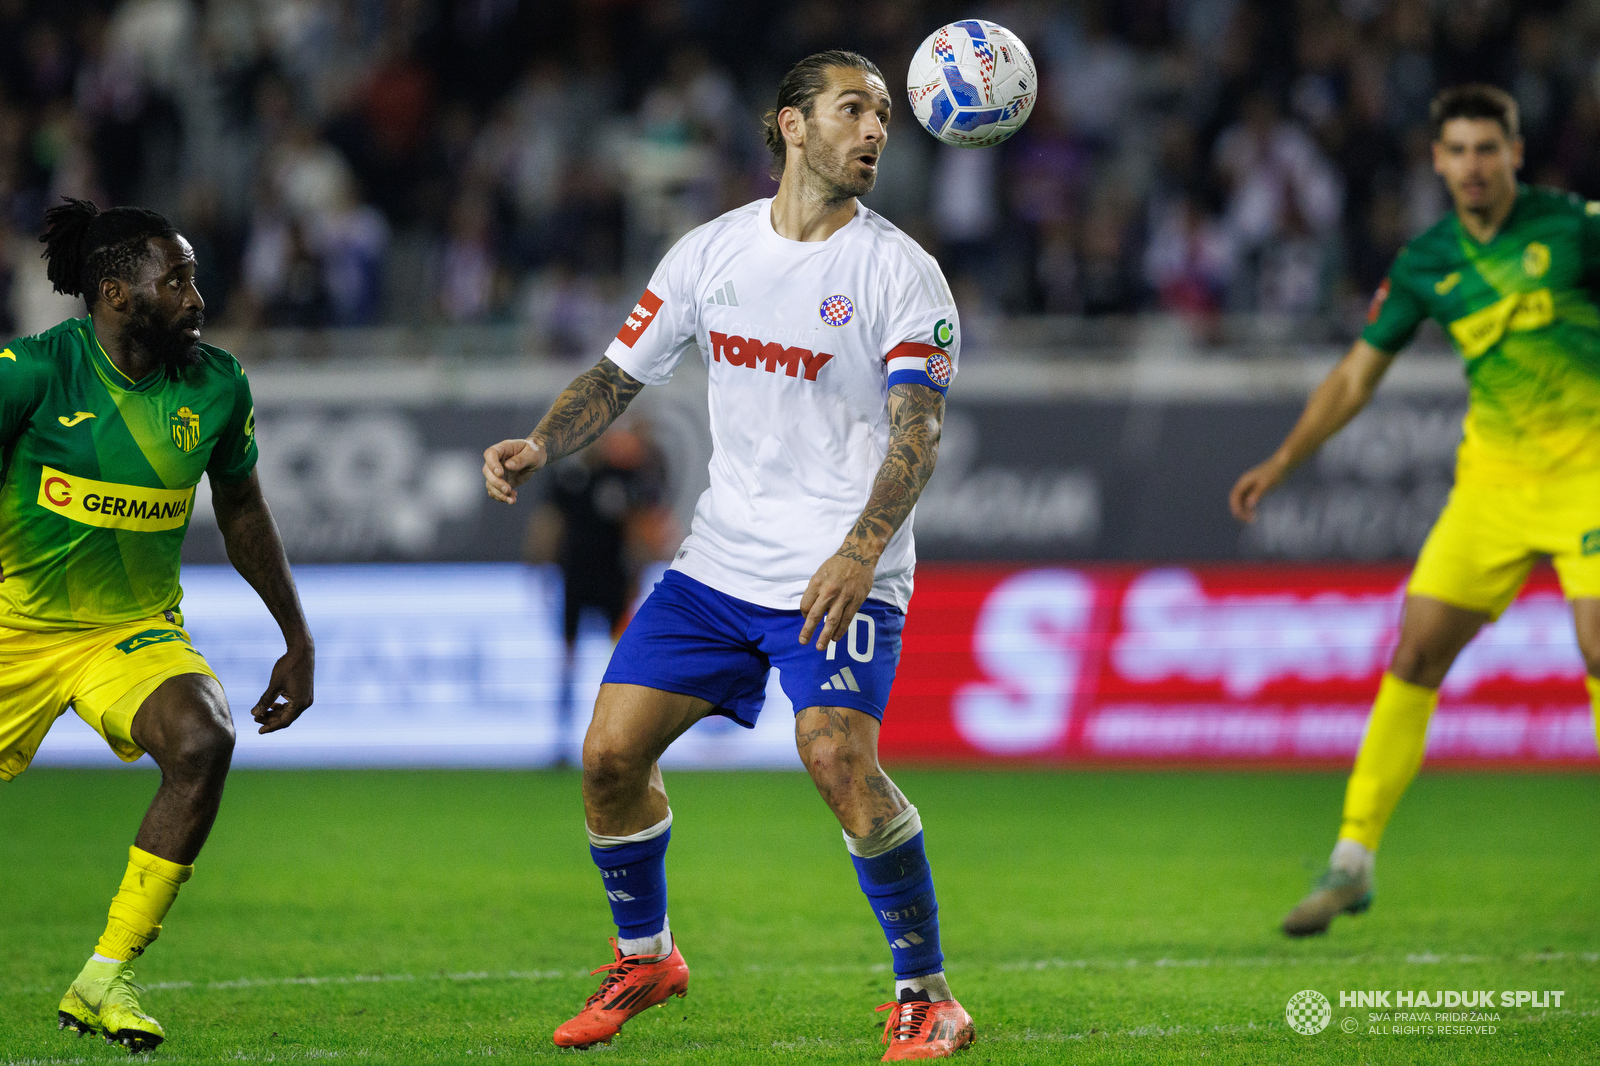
[826,614,876,662]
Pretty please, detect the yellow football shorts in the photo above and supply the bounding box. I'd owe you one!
[1409,468,1600,619]
[0,612,218,781]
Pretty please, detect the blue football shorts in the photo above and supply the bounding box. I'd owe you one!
[602,569,905,727]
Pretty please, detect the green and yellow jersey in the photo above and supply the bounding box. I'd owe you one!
[0,317,256,631]
[1364,184,1600,482]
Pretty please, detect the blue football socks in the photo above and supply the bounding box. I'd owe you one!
[588,812,672,947]
[847,806,944,980]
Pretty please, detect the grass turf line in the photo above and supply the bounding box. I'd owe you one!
[2,768,1596,1063]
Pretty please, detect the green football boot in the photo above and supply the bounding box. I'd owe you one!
[58,958,165,1052]
[1281,867,1375,937]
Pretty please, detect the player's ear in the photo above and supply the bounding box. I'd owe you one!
[1510,135,1524,171]
[779,104,805,153]
[98,275,128,312]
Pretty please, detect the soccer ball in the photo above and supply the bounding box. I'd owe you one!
[907,20,1037,148]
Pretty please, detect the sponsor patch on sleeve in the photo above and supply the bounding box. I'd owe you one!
[885,341,954,394]
[616,289,665,348]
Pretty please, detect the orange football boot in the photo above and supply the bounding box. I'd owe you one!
[551,938,689,1048]
[877,992,975,1060]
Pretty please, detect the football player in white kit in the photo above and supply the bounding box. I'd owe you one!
[483,50,971,1060]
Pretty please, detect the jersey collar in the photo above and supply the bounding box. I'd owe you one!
[84,317,164,393]
[757,197,864,255]
[1455,183,1526,248]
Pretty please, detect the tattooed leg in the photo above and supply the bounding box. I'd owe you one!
[794,705,907,837]
[801,703,947,990]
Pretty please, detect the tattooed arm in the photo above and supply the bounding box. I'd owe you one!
[482,357,645,505]
[798,382,944,648]
[212,471,314,733]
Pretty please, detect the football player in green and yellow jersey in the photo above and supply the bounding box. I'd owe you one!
[1,199,314,1049]
[1232,85,1600,937]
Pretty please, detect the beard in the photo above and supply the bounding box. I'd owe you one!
[804,137,877,202]
[125,295,203,373]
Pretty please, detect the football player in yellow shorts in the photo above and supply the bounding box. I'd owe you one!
[2,199,314,1049]
[1232,85,1600,936]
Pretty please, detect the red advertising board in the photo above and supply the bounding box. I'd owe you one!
[880,564,1599,767]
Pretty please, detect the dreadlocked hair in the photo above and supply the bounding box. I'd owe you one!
[39,198,177,308]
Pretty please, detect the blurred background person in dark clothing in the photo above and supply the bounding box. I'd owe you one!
[523,423,677,764]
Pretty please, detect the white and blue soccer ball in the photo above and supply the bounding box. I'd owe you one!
[908,20,1037,148]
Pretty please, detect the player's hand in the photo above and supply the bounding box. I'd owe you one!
[799,545,877,650]
[1229,456,1289,523]
[252,641,314,734]
[483,437,547,504]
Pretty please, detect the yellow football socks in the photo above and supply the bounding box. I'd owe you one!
[94,846,193,962]
[1587,676,1600,754]
[1338,673,1439,851]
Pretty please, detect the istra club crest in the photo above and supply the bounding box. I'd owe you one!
[170,406,201,452]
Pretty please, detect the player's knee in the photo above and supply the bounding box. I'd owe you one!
[800,736,865,793]
[174,708,235,778]
[160,696,235,780]
[1388,638,1455,688]
[138,678,234,778]
[581,738,650,798]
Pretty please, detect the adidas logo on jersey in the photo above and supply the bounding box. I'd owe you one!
[706,280,738,306]
[891,931,925,949]
[606,888,637,902]
[821,666,860,692]
[708,331,834,381]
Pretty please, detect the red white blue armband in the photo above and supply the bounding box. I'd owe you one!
[884,341,954,395]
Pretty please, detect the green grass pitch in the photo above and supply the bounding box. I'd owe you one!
[4,768,1597,1064]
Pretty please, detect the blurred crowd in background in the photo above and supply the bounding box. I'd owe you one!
[0,0,1597,350]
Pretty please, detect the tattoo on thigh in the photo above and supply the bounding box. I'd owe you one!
[796,707,853,750]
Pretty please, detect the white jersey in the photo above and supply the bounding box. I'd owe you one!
[604,198,959,612]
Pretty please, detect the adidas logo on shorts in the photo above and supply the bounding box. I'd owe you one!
[821,666,860,692]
